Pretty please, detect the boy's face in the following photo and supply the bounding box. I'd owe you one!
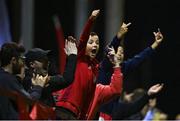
[85,35,99,59]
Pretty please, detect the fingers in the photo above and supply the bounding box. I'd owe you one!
[153,32,157,36]
[64,39,68,54]
[107,47,115,55]
[65,36,78,55]
[68,36,76,43]
[122,22,131,28]
[153,83,164,91]
[107,47,114,52]
[158,83,164,90]
[153,83,161,88]
[154,28,163,37]
[92,9,100,16]
[126,22,131,27]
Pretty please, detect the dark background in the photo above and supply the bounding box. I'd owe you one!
[7,0,180,119]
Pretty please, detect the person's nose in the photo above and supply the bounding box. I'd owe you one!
[92,42,98,48]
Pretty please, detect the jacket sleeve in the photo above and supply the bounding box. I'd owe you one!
[112,93,150,119]
[97,36,121,85]
[28,85,43,100]
[97,68,123,104]
[101,36,121,71]
[109,35,121,52]
[45,54,77,92]
[78,17,95,57]
[122,47,155,75]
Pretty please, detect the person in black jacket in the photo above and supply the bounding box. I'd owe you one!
[0,42,47,119]
[23,36,77,107]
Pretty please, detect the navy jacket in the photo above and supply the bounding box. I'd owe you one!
[112,93,149,119]
[97,36,155,115]
[0,68,42,119]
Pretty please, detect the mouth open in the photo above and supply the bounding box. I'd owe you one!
[91,49,97,54]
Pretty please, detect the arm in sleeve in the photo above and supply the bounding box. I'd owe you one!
[97,68,123,104]
[78,17,95,57]
[112,93,150,119]
[122,47,155,74]
[46,54,77,92]
[109,35,121,52]
[97,36,121,85]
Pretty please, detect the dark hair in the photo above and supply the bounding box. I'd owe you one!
[90,32,98,36]
[0,42,25,67]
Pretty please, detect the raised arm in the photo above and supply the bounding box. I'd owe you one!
[112,84,163,119]
[122,29,164,75]
[78,10,100,56]
[109,22,131,51]
[97,46,123,103]
[97,22,130,85]
[45,36,77,92]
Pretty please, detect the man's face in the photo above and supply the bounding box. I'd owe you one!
[12,57,25,75]
[31,59,49,76]
[85,35,99,59]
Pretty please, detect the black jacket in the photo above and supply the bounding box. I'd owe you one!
[23,54,77,106]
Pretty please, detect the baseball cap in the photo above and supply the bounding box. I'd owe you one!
[25,48,50,66]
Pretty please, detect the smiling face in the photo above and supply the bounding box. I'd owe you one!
[85,33,99,59]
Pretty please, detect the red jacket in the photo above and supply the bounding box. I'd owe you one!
[56,17,99,119]
[86,68,123,120]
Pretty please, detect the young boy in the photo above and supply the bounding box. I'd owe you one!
[55,10,100,119]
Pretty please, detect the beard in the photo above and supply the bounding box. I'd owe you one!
[12,62,22,75]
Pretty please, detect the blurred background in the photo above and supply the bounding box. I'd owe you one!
[0,0,180,119]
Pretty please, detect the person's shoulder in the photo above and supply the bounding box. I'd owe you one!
[0,69,15,81]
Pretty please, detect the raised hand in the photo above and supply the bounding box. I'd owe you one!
[154,28,163,43]
[64,36,77,56]
[151,28,164,49]
[117,22,131,39]
[147,83,164,96]
[107,46,123,67]
[107,47,116,64]
[90,9,100,20]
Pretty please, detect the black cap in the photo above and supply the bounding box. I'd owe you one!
[25,48,50,67]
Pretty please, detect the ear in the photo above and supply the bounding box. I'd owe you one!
[30,61,35,68]
[11,57,17,64]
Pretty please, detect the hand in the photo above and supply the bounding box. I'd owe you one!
[154,28,163,44]
[90,9,100,20]
[32,74,48,87]
[107,47,116,63]
[64,36,77,56]
[147,83,164,96]
[107,47,122,67]
[117,22,131,39]
[151,28,164,49]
